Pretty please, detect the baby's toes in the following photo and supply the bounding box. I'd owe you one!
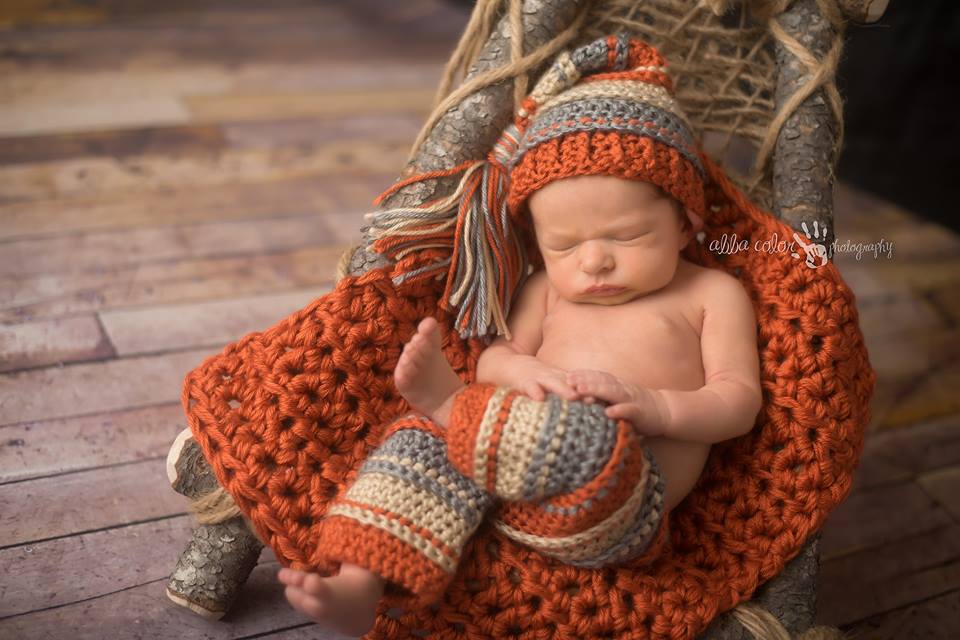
[417,316,438,335]
[408,337,432,364]
[421,319,441,345]
[277,567,305,587]
[403,337,427,360]
[302,573,332,598]
[285,585,325,619]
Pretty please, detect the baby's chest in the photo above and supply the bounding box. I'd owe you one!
[538,301,704,389]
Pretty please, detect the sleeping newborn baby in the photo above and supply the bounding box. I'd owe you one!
[278,173,763,636]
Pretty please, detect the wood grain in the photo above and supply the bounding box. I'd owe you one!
[0,458,184,546]
[98,286,331,356]
[0,516,197,617]
[819,478,954,561]
[0,560,355,640]
[818,523,960,626]
[0,140,408,204]
[0,172,391,241]
[1,245,345,323]
[0,315,114,372]
[837,588,960,639]
[0,214,344,280]
[0,403,186,484]
[0,348,211,425]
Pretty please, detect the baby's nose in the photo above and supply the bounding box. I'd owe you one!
[580,243,614,272]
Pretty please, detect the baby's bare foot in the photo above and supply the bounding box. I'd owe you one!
[278,563,385,638]
[395,317,464,426]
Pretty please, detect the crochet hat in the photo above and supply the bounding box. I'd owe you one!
[365,33,709,339]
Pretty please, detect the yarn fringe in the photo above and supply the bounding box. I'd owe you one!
[363,155,530,340]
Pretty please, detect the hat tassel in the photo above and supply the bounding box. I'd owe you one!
[364,156,529,340]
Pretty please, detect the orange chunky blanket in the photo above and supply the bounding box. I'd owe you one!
[182,150,875,638]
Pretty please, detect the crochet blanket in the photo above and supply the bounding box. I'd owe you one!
[182,151,876,638]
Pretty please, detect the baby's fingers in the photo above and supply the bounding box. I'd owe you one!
[540,378,578,401]
[571,379,628,404]
[566,369,607,387]
[520,380,546,401]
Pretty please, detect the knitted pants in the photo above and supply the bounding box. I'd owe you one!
[313,382,670,606]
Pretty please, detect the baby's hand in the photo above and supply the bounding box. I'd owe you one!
[515,361,579,402]
[566,369,668,437]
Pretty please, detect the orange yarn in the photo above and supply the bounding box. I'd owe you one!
[182,150,876,638]
[506,130,706,221]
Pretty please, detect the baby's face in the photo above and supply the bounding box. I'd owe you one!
[527,174,693,305]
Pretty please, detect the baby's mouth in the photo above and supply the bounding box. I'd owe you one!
[584,284,625,296]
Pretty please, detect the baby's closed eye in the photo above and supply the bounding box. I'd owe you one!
[545,230,650,251]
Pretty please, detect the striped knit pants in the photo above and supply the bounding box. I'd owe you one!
[313,382,670,606]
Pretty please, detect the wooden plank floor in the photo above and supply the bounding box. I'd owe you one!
[1,2,958,639]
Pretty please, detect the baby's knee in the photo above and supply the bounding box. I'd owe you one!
[491,445,669,567]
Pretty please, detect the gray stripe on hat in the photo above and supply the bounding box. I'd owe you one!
[515,97,706,177]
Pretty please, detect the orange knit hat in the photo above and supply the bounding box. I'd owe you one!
[365,33,709,339]
[496,38,706,228]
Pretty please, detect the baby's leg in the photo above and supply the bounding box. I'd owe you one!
[394,316,464,427]
[311,413,496,610]
[277,561,384,637]
[444,383,671,568]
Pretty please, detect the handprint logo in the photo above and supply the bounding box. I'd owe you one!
[790,220,830,269]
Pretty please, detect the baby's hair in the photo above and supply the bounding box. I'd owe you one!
[649,183,692,232]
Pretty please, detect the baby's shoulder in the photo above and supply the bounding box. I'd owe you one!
[680,261,750,306]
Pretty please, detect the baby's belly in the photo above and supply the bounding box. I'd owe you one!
[537,304,704,399]
[536,306,710,512]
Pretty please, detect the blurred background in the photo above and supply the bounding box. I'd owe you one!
[0,1,958,639]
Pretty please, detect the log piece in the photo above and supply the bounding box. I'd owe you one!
[165,428,264,619]
[772,0,841,252]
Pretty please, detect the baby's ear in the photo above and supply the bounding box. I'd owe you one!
[685,207,704,235]
[678,206,704,249]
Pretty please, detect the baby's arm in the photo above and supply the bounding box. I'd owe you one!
[475,270,577,401]
[658,271,763,444]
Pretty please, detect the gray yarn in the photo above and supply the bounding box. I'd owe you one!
[563,450,668,568]
[515,97,706,177]
[521,394,565,500]
[391,256,451,286]
[362,426,495,526]
[520,395,620,500]
[570,32,620,75]
[612,33,630,70]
